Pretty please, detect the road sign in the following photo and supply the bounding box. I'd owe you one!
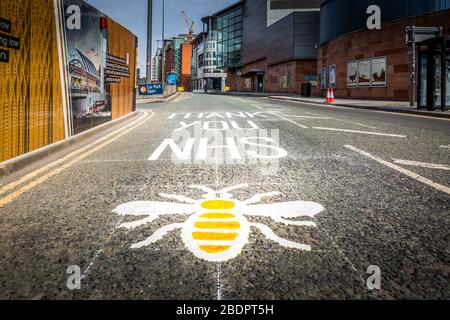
[167,73,177,85]
[139,83,163,96]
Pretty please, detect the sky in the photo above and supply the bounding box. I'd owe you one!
[88,0,238,75]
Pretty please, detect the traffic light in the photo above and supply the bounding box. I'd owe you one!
[100,17,107,30]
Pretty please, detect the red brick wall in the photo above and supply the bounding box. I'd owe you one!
[317,9,450,101]
[226,58,317,94]
[164,47,174,79]
[225,59,267,92]
[266,60,317,93]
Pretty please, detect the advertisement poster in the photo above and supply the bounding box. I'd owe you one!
[62,0,111,135]
[321,67,327,90]
[347,61,358,87]
[329,65,336,88]
[358,59,371,86]
[371,57,387,86]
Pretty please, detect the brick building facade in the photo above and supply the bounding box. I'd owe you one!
[226,58,317,93]
[318,9,450,101]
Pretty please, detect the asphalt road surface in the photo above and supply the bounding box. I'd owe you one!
[1,93,449,299]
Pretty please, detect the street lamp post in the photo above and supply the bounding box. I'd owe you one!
[146,0,153,82]
[161,0,165,88]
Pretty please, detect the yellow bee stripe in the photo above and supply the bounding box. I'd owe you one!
[199,213,235,219]
[195,221,240,229]
[199,245,231,253]
[192,232,238,241]
[201,200,235,210]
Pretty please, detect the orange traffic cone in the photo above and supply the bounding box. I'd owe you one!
[329,87,335,103]
[325,88,331,103]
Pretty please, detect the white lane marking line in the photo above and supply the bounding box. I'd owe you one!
[332,119,377,129]
[282,115,330,120]
[313,127,406,138]
[172,93,194,103]
[440,145,450,149]
[305,112,377,129]
[269,112,309,129]
[0,111,154,207]
[258,104,278,107]
[392,159,450,171]
[236,98,251,104]
[273,98,450,121]
[0,111,149,196]
[216,263,223,301]
[305,112,328,117]
[345,145,450,195]
[250,103,264,110]
[270,98,349,109]
[266,101,377,129]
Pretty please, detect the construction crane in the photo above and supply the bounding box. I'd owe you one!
[181,10,195,36]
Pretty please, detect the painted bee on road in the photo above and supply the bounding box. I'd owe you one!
[113,184,324,262]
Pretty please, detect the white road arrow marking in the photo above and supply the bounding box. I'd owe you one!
[345,145,450,196]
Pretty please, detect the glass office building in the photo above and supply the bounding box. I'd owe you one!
[209,0,320,94]
[191,16,228,91]
[216,5,243,68]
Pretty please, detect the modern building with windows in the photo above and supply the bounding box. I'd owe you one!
[211,0,321,94]
[318,0,450,110]
[151,50,162,83]
[191,16,227,92]
[163,34,195,86]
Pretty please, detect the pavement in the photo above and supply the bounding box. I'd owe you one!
[0,93,449,300]
[216,92,450,118]
[137,92,182,104]
[268,95,450,119]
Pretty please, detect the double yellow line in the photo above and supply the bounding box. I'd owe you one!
[0,110,154,208]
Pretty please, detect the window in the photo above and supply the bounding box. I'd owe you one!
[304,74,317,81]
[216,6,243,68]
[280,74,291,89]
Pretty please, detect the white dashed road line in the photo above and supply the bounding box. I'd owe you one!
[269,112,309,129]
[304,112,377,129]
[313,127,406,138]
[282,115,330,120]
[250,103,264,110]
[345,145,450,196]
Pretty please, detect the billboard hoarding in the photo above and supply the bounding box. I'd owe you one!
[62,0,111,135]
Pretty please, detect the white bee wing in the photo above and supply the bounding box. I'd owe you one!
[113,201,198,230]
[244,201,324,226]
[113,201,197,216]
